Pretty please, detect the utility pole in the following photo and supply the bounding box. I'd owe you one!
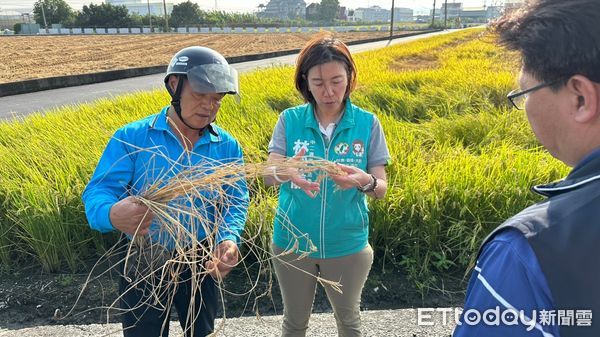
[163,0,168,33]
[444,0,448,29]
[431,0,436,27]
[41,1,48,30]
[147,0,152,32]
[389,0,395,39]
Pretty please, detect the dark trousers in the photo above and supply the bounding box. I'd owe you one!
[118,252,218,337]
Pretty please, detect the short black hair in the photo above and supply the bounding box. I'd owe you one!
[492,0,600,86]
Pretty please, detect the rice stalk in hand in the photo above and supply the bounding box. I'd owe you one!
[69,143,345,335]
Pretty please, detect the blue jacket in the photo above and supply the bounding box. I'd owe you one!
[273,101,374,258]
[453,229,560,337]
[82,106,248,247]
[454,148,600,337]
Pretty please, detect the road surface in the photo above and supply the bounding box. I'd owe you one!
[0,308,458,337]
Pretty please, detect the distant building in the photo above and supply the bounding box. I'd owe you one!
[428,3,505,24]
[441,2,462,19]
[0,10,27,30]
[105,0,173,16]
[353,6,390,22]
[306,2,318,19]
[504,0,525,15]
[431,2,462,20]
[461,6,487,22]
[393,7,414,22]
[261,0,307,20]
[338,6,348,21]
[486,5,503,21]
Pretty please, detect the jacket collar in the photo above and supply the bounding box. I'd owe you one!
[533,147,600,197]
[150,106,221,144]
[303,99,356,133]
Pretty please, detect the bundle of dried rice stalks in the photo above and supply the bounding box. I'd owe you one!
[69,144,347,336]
[139,156,344,204]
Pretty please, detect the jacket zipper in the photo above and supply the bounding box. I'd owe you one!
[318,129,339,259]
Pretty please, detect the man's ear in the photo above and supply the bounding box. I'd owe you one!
[167,75,179,92]
[567,75,599,123]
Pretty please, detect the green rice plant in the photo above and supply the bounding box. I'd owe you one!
[418,107,540,152]
[0,93,165,271]
[370,140,567,288]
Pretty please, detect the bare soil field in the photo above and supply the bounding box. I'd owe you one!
[0,31,396,84]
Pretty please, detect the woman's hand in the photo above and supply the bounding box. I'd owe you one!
[266,149,321,198]
[329,164,372,190]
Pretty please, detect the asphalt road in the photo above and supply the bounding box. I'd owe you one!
[0,308,458,337]
[0,30,456,120]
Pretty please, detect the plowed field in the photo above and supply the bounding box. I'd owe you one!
[0,31,396,83]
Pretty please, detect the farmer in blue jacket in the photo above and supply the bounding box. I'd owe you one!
[82,46,248,337]
[454,1,600,336]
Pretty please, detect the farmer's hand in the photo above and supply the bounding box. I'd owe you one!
[272,148,320,198]
[109,196,154,236]
[329,164,371,190]
[205,240,239,280]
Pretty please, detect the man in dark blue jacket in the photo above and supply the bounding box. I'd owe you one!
[454,1,600,337]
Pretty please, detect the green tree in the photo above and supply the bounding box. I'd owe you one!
[76,3,131,28]
[128,13,144,27]
[318,0,339,22]
[13,23,22,34]
[306,4,319,21]
[170,0,201,27]
[33,0,75,26]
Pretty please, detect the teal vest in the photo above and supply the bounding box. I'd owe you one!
[273,100,374,258]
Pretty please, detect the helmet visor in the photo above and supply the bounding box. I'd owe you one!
[186,64,239,95]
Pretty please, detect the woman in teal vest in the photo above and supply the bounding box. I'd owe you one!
[265,33,391,337]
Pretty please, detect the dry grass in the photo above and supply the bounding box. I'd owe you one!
[0,31,397,83]
[390,54,439,72]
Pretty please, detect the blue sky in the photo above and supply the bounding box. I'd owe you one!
[1,1,494,13]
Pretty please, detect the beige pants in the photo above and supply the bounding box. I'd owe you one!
[272,243,374,337]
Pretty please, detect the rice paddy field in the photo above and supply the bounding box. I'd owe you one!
[0,28,569,290]
[0,31,397,83]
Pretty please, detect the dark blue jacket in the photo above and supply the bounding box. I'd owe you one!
[455,149,600,337]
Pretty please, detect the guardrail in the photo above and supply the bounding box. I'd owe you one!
[33,25,426,35]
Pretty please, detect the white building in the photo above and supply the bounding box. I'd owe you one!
[353,6,390,22]
[393,7,414,22]
[261,0,307,20]
[105,0,173,16]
